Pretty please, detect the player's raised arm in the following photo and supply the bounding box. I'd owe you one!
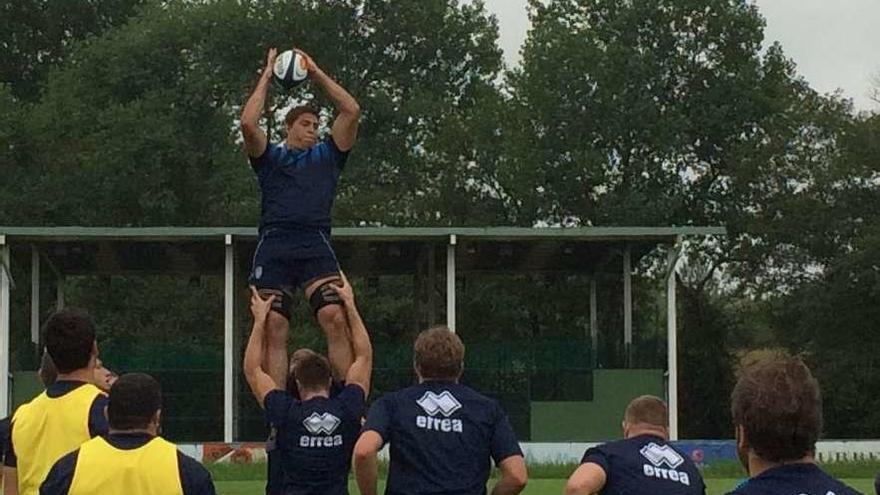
[240,48,277,158]
[296,49,360,152]
[243,287,281,406]
[330,273,372,397]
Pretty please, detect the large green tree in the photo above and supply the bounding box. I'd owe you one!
[0,0,146,100]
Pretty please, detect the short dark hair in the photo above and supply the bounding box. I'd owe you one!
[108,373,162,430]
[624,395,667,428]
[284,105,320,127]
[414,326,464,381]
[731,351,823,463]
[43,309,96,373]
[292,351,332,392]
[39,349,58,387]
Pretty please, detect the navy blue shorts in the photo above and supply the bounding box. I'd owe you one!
[250,227,340,293]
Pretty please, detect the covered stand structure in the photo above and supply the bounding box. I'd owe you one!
[0,226,724,442]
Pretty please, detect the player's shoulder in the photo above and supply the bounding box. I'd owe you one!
[10,394,42,421]
[446,382,496,403]
[330,384,366,407]
[265,389,296,409]
[597,435,648,454]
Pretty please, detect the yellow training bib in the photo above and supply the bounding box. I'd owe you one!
[11,383,103,495]
[69,436,183,495]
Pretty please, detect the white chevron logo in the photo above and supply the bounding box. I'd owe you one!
[302,412,341,435]
[416,391,462,417]
[640,443,684,469]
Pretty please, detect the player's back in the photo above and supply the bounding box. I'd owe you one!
[267,384,364,495]
[367,381,521,495]
[581,434,705,495]
[9,382,106,495]
[726,463,861,495]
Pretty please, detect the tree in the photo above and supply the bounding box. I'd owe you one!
[769,112,880,437]
[503,0,851,290]
[0,0,146,101]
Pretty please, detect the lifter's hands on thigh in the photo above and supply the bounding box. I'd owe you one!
[250,286,276,323]
[331,272,355,307]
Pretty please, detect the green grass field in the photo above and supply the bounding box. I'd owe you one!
[215,478,875,494]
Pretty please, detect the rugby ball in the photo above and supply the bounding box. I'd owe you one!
[273,50,309,90]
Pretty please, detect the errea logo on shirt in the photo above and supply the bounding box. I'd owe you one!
[300,412,343,448]
[640,442,691,486]
[415,391,463,433]
[304,412,341,435]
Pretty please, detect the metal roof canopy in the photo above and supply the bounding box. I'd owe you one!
[0,225,725,442]
[0,226,724,276]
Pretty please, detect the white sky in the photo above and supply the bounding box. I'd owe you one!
[482,0,880,111]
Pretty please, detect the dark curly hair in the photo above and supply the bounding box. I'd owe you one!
[731,351,822,462]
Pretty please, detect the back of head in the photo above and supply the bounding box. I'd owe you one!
[292,351,332,393]
[624,395,668,430]
[43,308,96,374]
[414,326,464,382]
[38,349,58,387]
[731,350,822,463]
[108,373,162,431]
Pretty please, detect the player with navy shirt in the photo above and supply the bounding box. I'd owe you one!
[244,272,372,495]
[726,351,859,495]
[240,45,361,394]
[565,395,706,495]
[354,326,528,495]
[264,348,348,495]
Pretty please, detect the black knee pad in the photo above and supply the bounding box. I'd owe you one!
[257,287,294,320]
[308,280,343,315]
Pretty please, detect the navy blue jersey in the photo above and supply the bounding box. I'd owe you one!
[39,433,215,495]
[363,381,523,495]
[874,471,879,495]
[726,463,861,495]
[266,380,348,495]
[265,384,365,495]
[250,137,348,231]
[580,434,706,495]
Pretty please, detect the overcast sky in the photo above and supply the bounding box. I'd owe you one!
[482,0,879,111]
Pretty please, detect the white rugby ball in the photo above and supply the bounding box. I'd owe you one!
[273,50,308,90]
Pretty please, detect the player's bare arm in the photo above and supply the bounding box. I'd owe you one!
[353,430,383,495]
[492,455,528,495]
[296,49,360,151]
[3,467,18,495]
[330,273,372,397]
[243,287,281,406]
[240,48,277,158]
[564,462,607,495]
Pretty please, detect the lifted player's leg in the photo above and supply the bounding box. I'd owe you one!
[304,275,354,381]
[253,287,294,390]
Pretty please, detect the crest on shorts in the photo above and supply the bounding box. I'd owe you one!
[416,391,462,417]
